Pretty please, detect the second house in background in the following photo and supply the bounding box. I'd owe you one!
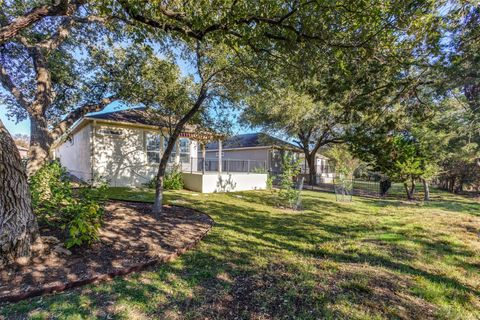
[204,133,335,182]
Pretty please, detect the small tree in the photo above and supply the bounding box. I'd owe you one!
[278,153,302,209]
[100,42,245,215]
[324,145,359,179]
[243,87,343,186]
[386,135,425,200]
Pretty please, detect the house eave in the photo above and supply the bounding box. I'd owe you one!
[206,145,302,152]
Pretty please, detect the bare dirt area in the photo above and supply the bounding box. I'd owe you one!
[0,201,213,302]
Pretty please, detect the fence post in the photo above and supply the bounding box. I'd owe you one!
[247,160,250,173]
[190,157,193,174]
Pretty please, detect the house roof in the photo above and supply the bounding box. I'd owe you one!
[83,107,212,135]
[53,107,218,150]
[87,107,177,128]
[206,133,300,151]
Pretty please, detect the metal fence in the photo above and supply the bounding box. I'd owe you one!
[303,178,431,199]
[305,179,383,197]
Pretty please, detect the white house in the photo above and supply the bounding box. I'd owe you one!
[54,108,267,193]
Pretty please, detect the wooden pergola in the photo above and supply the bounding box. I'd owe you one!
[180,130,226,174]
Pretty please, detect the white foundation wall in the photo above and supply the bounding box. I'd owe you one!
[182,173,267,193]
[56,124,92,182]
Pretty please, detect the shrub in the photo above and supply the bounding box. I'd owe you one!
[64,184,107,248]
[266,174,274,191]
[164,165,184,190]
[30,161,106,248]
[144,165,184,190]
[30,161,72,224]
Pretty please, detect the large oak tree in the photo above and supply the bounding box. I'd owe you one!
[0,0,116,176]
[0,0,83,263]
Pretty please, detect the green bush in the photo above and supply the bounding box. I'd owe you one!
[266,174,274,191]
[30,161,72,224]
[164,165,184,190]
[144,165,184,190]
[30,161,106,248]
[64,185,107,248]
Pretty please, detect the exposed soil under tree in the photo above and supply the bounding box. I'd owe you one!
[0,201,213,302]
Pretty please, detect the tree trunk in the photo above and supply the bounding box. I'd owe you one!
[306,153,317,185]
[410,178,416,197]
[0,119,39,265]
[404,181,414,200]
[422,178,430,201]
[455,179,464,194]
[153,133,182,216]
[27,116,53,176]
[379,178,391,196]
[152,163,167,215]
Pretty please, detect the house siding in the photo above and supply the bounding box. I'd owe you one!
[91,123,198,187]
[56,123,92,182]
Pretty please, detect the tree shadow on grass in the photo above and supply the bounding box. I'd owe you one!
[3,191,480,319]
[200,199,480,291]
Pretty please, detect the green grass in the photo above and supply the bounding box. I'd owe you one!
[2,188,480,319]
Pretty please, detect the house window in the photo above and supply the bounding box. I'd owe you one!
[146,133,161,164]
[179,138,190,163]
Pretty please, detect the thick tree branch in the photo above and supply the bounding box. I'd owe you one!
[30,47,53,115]
[0,63,31,111]
[117,0,203,39]
[50,97,117,140]
[0,0,80,45]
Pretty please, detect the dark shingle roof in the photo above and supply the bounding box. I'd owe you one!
[206,133,299,150]
[87,107,160,126]
[86,107,197,131]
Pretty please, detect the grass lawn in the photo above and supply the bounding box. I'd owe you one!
[2,188,480,319]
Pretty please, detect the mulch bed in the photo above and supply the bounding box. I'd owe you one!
[0,201,214,303]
